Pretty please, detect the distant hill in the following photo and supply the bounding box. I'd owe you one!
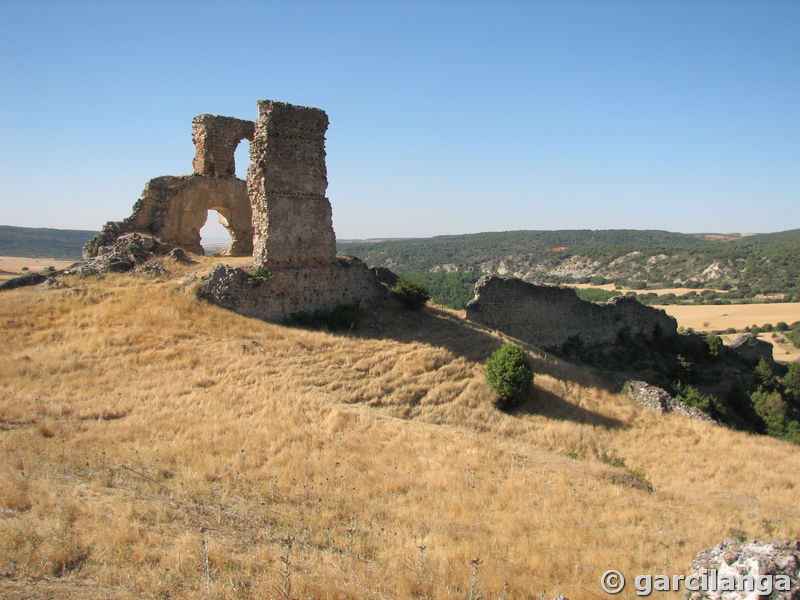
[3,225,799,298]
[0,225,97,259]
[337,228,800,300]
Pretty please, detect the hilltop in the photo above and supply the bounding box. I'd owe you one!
[1,256,799,599]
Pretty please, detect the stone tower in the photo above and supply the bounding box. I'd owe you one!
[247,100,337,268]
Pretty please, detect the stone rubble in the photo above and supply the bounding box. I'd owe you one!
[625,380,717,423]
[683,539,800,600]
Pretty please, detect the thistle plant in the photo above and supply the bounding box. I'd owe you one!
[468,557,482,600]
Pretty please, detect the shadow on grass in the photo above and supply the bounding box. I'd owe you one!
[333,300,629,428]
[511,386,628,430]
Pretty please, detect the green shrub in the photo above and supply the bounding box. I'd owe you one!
[247,266,273,288]
[755,358,776,390]
[784,363,800,401]
[751,388,788,437]
[395,271,481,309]
[485,344,534,409]
[705,333,723,358]
[672,382,727,421]
[392,279,430,310]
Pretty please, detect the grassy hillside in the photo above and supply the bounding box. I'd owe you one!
[339,229,800,301]
[1,258,799,599]
[0,226,97,260]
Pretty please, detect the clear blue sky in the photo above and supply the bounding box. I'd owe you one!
[1,0,798,240]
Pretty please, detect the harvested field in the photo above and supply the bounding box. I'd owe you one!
[656,302,800,363]
[0,256,76,281]
[654,302,800,332]
[572,283,732,296]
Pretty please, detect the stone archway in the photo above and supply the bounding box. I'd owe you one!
[155,176,253,256]
[84,114,256,259]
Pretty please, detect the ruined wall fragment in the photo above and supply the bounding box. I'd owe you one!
[85,176,252,258]
[197,256,386,322]
[197,99,385,322]
[192,115,255,178]
[85,115,256,259]
[247,100,336,268]
[465,275,677,351]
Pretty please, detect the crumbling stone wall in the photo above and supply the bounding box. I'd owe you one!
[84,115,256,259]
[247,100,336,268]
[196,99,386,322]
[465,275,677,351]
[192,115,255,178]
[84,176,252,257]
[198,257,385,322]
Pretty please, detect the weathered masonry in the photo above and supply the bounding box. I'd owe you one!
[247,100,335,268]
[466,275,677,351]
[87,99,385,322]
[85,115,256,258]
[197,100,384,321]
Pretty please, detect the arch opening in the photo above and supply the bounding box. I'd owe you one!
[234,138,251,180]
[199,209,233,255]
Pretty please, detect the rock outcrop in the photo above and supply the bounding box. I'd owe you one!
[683,539,799,600]
[730,334,776,366]
[465,275,677,352]
[625,380,717,423]
[0,272,48,291]
[74,233,171,276]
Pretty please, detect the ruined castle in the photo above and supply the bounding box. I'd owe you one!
[86,100,384,322]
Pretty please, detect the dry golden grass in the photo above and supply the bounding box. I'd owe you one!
[1,256,799,599]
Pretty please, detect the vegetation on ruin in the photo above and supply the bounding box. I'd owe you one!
[246,265,273,288]
[1,255,799,599]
